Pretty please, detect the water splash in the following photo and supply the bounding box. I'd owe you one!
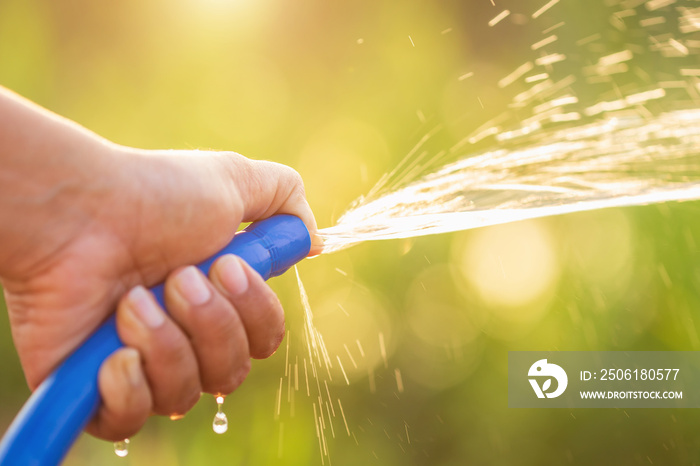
[319,109,700,253]
[294,266,335,465]
[315,0,700,253]
[113,439,129,458]
[212,396,228,434]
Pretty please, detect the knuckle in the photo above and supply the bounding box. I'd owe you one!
[288,166,304,185]
[192,302,238,343]
[191,297,229,325]
[219,151,249,170]
[285,167,306,195]
[293,182,307,202]
[217,151,254,189]
[155,328,189,358]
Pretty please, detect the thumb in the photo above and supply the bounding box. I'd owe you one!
[228,155,322,254]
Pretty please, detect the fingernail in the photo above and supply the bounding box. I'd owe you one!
[127,286,165,328]
[175,266,211,305]
[218,255,249,295]
[122,349,142,387]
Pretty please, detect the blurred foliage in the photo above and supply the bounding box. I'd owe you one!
[1,0,700,464]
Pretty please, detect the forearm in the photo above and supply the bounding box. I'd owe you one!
[0,86,115,277]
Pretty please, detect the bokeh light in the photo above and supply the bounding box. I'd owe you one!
[456,220,560,313]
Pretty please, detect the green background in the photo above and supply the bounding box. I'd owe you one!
[1,0,700,464]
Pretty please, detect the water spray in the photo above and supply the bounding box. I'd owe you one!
[0,215,312,466]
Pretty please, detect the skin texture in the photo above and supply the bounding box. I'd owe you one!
[0,86,321,440]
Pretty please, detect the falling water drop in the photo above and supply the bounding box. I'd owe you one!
[113,439,130,458]
[212,396,228,434]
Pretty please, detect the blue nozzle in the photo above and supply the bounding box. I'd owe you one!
[0,214,311,466]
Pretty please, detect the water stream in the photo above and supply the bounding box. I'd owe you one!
[317,0,700,253]
[319,108,700,253]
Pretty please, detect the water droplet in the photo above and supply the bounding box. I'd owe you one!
[169,413,185,421]
[114,439,130,458]
[213,412,228,434]
[212,396,228,434]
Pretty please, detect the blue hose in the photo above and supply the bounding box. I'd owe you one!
[0,214,311,466]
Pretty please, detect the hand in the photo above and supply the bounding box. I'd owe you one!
[0,88,319,441]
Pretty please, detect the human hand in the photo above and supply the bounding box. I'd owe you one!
[0,89,319,441]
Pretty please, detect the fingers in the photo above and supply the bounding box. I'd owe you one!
[209,255,286,359]
[164,265,251,395]
[227,155,323,255]
[115,286,202,417]
[93,257,286,441]
[87,348,151,441]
